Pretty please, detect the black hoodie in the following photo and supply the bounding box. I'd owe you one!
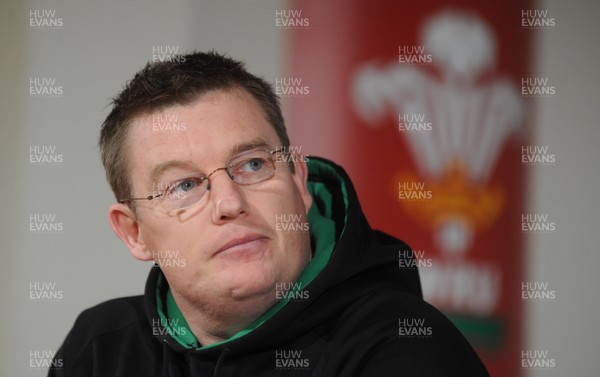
[48,157,489,376]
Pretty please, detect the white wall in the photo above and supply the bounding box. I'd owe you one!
[0,0,598,376]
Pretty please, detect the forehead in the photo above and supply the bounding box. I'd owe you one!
[126,89,280,187]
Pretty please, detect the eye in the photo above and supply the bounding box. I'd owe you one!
[177,179,197,192]
[167,176,205,197]
[240,158,266,173]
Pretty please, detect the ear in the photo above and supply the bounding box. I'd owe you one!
[108,203,153,261]
[290,158,313,214]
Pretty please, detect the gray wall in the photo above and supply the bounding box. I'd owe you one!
[525,1,600,375]
[1,0,286,375]
[0,0,598,376]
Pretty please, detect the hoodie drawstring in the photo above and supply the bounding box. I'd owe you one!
[212,348,230,377]
[160,342,171,377]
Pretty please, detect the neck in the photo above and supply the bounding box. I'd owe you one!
[171,288,276,346]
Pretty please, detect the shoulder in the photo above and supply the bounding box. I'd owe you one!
[336,288,462,338]
[333,289,490,376]
[70,295,147,335]
[74,295,146,323]
[50,295,162,376]
[69,295,148,343]
[60,296,150,360]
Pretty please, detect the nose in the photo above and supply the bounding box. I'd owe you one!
[205,167,229,191]
[207,168,248,224]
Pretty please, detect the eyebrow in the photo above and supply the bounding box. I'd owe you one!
[147,137,273,186]
[229,138,271,156]
[148,160,199,187]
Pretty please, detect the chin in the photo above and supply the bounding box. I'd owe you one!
[218,265,278,301]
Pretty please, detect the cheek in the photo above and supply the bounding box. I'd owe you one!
[141,220,175,251]
[140,220,205,269]
[267,192,312,275]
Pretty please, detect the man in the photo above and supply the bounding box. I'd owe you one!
[49,51,489,376]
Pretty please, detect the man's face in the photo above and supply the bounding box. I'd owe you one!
[123,89,312,312]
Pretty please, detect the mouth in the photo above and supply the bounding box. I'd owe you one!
[214,233,268,258]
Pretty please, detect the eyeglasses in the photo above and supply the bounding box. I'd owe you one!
[119,148,285,216]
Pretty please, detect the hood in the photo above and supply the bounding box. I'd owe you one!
[144,156,422,358]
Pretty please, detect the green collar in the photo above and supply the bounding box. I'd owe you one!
[156,158,348,349]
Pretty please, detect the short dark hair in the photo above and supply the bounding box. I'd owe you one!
[99,50,290,204]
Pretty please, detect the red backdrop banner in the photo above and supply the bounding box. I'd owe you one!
[286,1,531,376]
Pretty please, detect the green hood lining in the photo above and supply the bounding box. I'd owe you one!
[156,158,349,350]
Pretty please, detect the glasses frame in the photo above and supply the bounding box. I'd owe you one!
[118,148,287,211]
